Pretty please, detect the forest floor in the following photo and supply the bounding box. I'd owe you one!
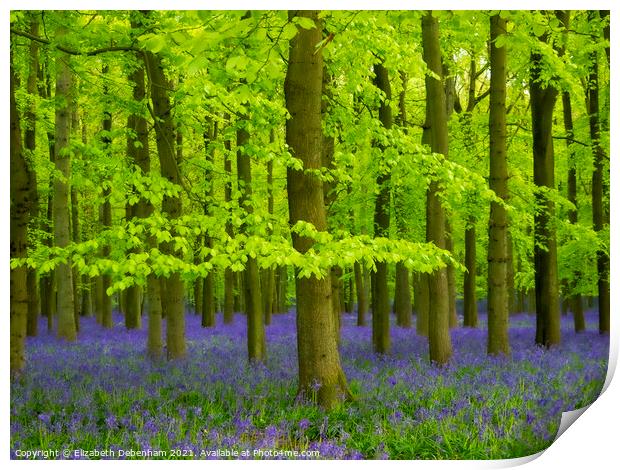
[11,308,608,460]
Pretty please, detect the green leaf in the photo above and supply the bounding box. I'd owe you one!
[144,35,167,53]
[294,17,316,30]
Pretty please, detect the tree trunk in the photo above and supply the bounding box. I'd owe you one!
[354,262,368,326]
[11,52,36,374]
[443,64,458,330]
[38,56,56,332]
[487,14,511,356]
[25,18,41,338]
[223,135,235,323]
[560,92,585,332]
[126,48,153,331]
[346,269,354,314]
[506,228,516,314]
[123,206,142,329]
[99,66,113,329]
[285,10,350,409]
[79,122,92,319]
[421,12,453,365]
[463,220,478,327]
[53,33,77,342]
[393,74,412,328]
[553,11,585,333]
[321,69,342,339]
[445,220,458,328]
[144,48,186,359]
[413,273,430,336]
[147,274,163,359]
[371,62,392,354]
[586,11,610,335]
[70,186,80,332]
[394,263,412,328]
[202,122,217,328]
[262,143,276,325]
[237,114,266,361]
[530,32,561,348]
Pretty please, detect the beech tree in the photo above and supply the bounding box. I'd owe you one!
[284,10,350,408]
[9,9,608,394]
[530,17,560,348]
[421,11,452,365]
[487,13,510,356]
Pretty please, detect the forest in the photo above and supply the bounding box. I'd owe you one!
[10,9,610,460]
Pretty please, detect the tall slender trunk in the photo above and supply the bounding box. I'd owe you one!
[285,10,349,408]
[320,69,342,339]
[421,11,452,365]
[79,121,92,318]
[463,219,478,327]
[276,266,289,313]
[530,30,561,348]
[25,17,41,337]
[223,135,235,323]
[354,262,367,326]
[126,45,154,332]
[393,71,412,329]
[70,107,81,333]
[144,48,186,359]
[555,10,585,333]
[586,11,610,335]
[193,273,202,314]
[124,172,142,329]
[445,220,458,328]
[371,62,392,354]
[237,111,266,361]
[422,12,452,365]
[487,14,511,356]
[262,133,276,325]
[560,91,585,332]
[506,229,516,314]
[413,273,430,336]
[202,121,217,327]
[39,56,56,332]
[100,66,113,329]
[11,51,36,374]
[128,38,160,354]
[70,183,80,332]
[443,65,458,329]
[53,31,76,342]
[460,54,480,327]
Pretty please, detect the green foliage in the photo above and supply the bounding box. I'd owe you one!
[9,9,609,303]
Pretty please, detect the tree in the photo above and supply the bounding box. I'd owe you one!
[53,27,77,342]
[393,70,412,329]
[222,124,236,324]
[487,13,510,356]
[144,47,186,359]
[371,62,393,353]
[24,15,41,338]
[10,50,36,374]
[321,69,343,340]
[530,18,560,348]
[421,11,453,365]
[284,10,350,408]
[557,10,585,333]
[125,27,161,353]
[586,10,610,335]
[201,120,217,328]
[237,100,267,361]
[98,65,114,329]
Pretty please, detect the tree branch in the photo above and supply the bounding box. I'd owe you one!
[10,27,140,56]
[474,88,491,105]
